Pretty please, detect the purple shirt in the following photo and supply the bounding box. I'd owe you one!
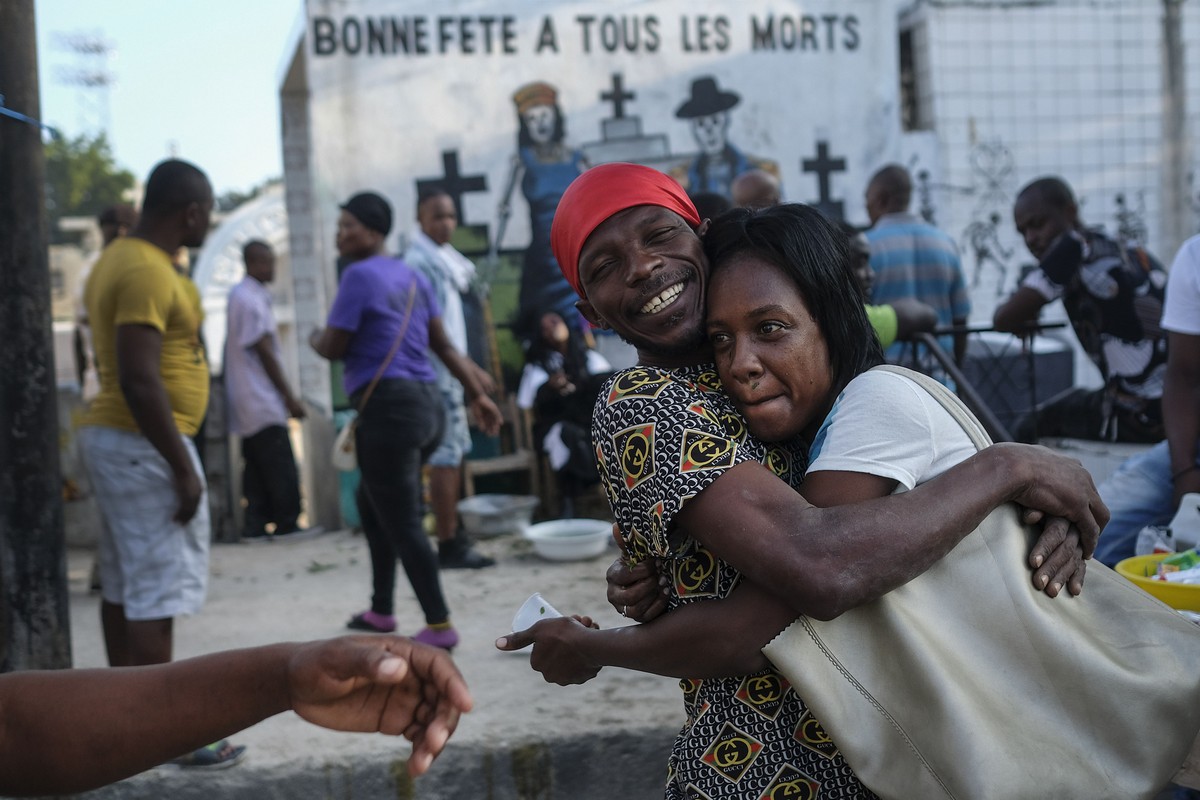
[327,254,441,396]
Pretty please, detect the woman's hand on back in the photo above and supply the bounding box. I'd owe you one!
[605,523,670,622]
[1025,514,1088,597]
[995,443,1108,557]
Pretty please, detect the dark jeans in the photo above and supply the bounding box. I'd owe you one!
[353,379,448,623]
[240,424,301,535]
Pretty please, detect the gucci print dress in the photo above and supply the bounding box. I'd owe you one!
[592,365,877,800]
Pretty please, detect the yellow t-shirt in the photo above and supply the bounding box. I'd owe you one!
[82,238,209,436]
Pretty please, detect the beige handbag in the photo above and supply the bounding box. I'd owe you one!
[763,365,1200,800]
[330,284,416,472]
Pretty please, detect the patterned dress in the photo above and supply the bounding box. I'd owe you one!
[593,364,876,800]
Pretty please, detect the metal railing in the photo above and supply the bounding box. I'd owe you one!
[893,323,1069,444]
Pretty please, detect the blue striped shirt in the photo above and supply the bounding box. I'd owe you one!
[866,213,970,359]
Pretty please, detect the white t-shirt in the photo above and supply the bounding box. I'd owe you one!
[516,349,611,410]
[1163,235,1200,337]
[224,276,288,437]
[807,368,977,492]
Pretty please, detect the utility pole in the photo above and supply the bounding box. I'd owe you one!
[1162,0,1189,257]
[0,0,73,671]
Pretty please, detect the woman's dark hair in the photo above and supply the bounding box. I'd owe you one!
[703,203,884,396]
[517,104,566,148]
[523,310,590,381]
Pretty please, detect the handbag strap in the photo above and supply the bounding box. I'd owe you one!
[355,282,418,415]
[873,365,992,453]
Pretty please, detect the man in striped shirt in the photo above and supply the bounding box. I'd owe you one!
[864,164,970,366]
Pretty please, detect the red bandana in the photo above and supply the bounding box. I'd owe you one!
[551,163,701,297]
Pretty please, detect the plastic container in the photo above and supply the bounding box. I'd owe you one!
[512,592,562,631]
[455,494,539,538]
[523,519,611,562]
[1115,553,1200,611]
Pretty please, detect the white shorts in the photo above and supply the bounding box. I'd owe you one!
[79,426,211,620]
[428,390,472,467]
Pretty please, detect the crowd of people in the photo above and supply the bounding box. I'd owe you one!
[21,143,1197,798]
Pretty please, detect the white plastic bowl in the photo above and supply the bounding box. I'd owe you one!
[523,519,612,562]
[456,494,539,538]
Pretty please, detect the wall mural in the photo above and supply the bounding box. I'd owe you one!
[298,1,885,372]
[914,167,937,225]
[1113,192,1148,248]
[668,76,778,198]
[961,139,1018,299]
[499,81,588,332]
[477,70,846,338]
[963,212,1013,297]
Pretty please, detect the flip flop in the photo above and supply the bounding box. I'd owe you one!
[169,740,246,770]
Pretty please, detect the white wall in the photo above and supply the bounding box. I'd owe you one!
[905,0,1185,324]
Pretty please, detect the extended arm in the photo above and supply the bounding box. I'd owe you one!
[890,298,938,341]
[117,324,201,523]
[1166,330,1200,506]
[252,335,305,418]
[993,285,1049,334]
[0,636,473,796]
[309,326,352,361]
[497,581,789,683]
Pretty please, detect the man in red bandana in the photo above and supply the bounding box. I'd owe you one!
[501,163,1108,800]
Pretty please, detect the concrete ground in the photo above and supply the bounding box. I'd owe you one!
[39,438,1158,799]
[56,526,681,800]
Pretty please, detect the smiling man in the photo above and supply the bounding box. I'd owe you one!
[500,163,1108,800]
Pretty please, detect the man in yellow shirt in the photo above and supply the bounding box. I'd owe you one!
[80,159,243,767]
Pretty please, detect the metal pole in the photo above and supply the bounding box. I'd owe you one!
[1163,0,1189,256]
[0,0,73,671]
[915,333,1015,443]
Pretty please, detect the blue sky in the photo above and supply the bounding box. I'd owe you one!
[35,0,303,195]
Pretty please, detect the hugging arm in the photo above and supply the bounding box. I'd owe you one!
[675,442,1104,621]
[596,451,1095,680]
[505,442,1103,684]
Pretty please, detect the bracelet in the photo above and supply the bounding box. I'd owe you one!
[1173,465,1200,482]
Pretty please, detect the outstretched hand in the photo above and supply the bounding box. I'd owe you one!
[287,636,473,777]
[495,616,601,686]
